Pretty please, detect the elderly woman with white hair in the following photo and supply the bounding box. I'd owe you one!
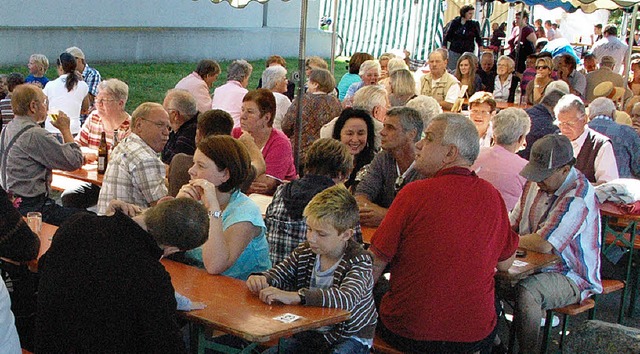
[405,95,442,128]
[343,60,381,106]
[493,55,521,103]
[588,97,640,179]
[261,66,291,130]
[471,107,530,210]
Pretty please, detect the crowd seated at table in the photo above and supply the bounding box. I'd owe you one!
[2,37,640,353]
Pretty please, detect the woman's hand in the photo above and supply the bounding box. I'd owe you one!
[190,179,221,211]
[176,184,201,201]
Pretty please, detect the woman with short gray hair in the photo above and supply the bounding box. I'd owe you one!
[406,95,442,128]
[212,59,253,126]
[261,66,291,129]
[343,60,382,105]
[493,55,520,103]
[471,107,530,210]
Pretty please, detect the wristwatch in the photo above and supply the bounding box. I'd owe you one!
[298,288,307,305]
[208,210,222,219]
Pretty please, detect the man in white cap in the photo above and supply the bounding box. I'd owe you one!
[511,134,602,354]
[554,94,618,184]
[66,46,102,123]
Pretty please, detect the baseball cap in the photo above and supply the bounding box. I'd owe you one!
[65,46,85,60]
[520,134,575,182]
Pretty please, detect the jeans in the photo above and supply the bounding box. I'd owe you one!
[18,194,89,226]
[263,332,369,354]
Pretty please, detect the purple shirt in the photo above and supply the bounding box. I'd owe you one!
[212,81,247,127]
[471,145,528,210]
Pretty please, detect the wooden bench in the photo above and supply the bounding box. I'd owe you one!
[373,334,404,354]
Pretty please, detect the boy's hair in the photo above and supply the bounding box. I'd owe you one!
[144,198,209,251]
[304,138,353,179]
[29,54,49,74]
[303,185,359,234]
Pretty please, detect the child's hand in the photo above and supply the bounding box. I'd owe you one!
[258,287,300,305]
[246,275,269,294]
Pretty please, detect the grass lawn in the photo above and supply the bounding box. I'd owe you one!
[1,58,348,113]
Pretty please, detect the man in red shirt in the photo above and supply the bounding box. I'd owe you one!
[370,113,519,352]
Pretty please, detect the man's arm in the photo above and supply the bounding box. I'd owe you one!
[497,252,517,272]
[519,233,553,254]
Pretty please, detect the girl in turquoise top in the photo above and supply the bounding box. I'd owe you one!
[178,135,271,280]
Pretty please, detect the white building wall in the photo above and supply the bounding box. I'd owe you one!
[0,0,330,64]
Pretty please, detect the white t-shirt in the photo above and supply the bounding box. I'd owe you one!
[272,92,292,130]
[43,75,89,134]
[0,276,21,353]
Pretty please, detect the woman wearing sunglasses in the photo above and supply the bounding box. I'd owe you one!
[525,57,554,105]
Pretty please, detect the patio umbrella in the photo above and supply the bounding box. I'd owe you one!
[201,0,310,172]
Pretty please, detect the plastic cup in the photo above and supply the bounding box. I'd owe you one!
[27,212,42,235]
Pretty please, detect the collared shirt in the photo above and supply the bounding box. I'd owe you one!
[588,116,640,178]
[478,123,493,148]
[356,150,424,208]
[493,75,513,102]
[471,145,528,210]
[96,133,167,215]
[510,168,602,300]
[566,70,587,99]
[0,116,83,198]
[75,111,131,150]
[82,65,102,97]
[211,80,248,127]
[592,35,629,74]
[432,75,461,104]
[570,128,619,184]
[175,72,212,113]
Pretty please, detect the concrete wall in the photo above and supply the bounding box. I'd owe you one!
[0,0,330,64]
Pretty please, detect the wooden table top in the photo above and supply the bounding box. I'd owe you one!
[162,259,350,343]
[52,163,103,187]
[495,249,560,286]
[36,223,349,343]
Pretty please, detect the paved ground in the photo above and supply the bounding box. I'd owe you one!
[497,258,640,352]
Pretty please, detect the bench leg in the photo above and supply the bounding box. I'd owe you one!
[540,310,554,354]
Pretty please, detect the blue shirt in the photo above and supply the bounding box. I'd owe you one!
[588,116,640,178]
[185,190,272,280]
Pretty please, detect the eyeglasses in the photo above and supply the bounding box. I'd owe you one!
[394,175,404,192]
[470,110,491,116]
[95,99,116,105]
[140,118,171,131]
[555,120,580,128]
[536,65,550,70]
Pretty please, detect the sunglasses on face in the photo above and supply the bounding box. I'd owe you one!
[536,65,550,70]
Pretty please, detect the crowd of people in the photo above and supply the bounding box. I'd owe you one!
[0,11,639,351]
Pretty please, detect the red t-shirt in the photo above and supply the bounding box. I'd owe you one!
[371,167,518,342]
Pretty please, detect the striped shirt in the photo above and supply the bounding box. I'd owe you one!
[75,111,131,150]
[510,168,602,300]
[0,97,13,128]
[96,133,167,215]
[262,240,377,345]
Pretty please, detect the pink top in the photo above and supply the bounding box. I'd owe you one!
[471,145,528,210]
[233,127,297,182]
[212,81,247,127]
[175,72,211,113]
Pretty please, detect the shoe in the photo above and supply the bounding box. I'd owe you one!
[540,315,560,328]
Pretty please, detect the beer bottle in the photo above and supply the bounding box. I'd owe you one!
[98,132,108,174]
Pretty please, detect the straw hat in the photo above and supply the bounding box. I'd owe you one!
[593,81,624,101]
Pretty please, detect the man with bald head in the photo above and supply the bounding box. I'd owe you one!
[161,89,199,164]
[97,103,170,214]
[420,49,460,111]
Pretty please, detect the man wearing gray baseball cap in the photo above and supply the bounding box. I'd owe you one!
[509,134,602,354]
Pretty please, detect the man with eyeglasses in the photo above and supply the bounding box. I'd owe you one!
[97,103,170,215]
[554,94,618,185]
[161,89,198,164]
[355,107,424,227]
[0,84,86,225]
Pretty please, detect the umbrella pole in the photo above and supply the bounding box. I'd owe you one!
[330,0,338,74]
[295,0,309,175]
[623,3,638,110]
